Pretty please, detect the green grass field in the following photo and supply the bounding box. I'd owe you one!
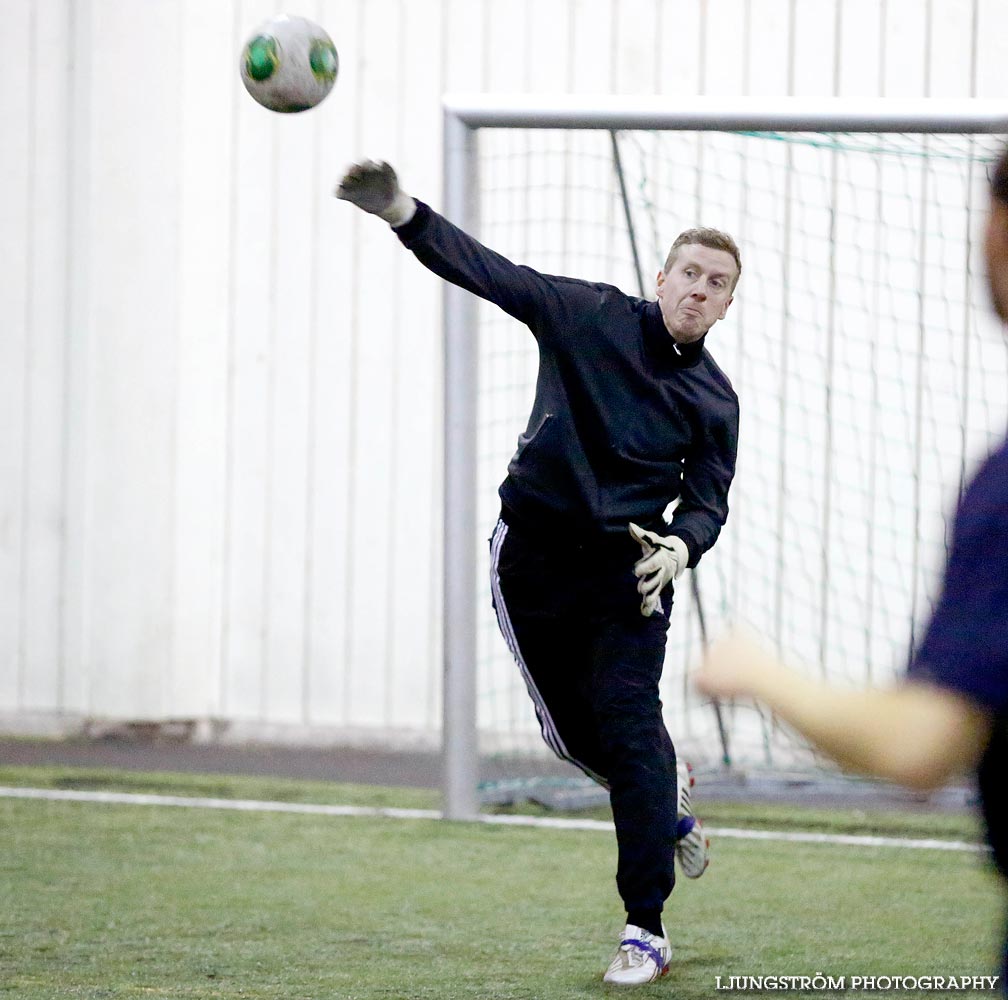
[0,766,1002,999]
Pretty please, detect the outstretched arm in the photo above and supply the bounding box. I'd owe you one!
[335,160,573,330]
[694,630,992,791]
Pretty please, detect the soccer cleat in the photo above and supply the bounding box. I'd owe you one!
[675,760,710,878]
[603,923,671,986]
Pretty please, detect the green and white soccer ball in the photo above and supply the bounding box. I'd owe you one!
[240,14,338,113]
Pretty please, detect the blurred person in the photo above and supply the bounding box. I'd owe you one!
[695,142,1008,994]
[337,160,741,986]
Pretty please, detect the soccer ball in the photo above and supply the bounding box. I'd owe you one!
[239,14,339,113]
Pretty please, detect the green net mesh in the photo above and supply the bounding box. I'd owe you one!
[471,128,1007,775]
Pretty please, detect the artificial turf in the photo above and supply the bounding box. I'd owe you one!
[0,766,1001,998]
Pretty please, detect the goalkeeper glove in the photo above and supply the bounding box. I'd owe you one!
[628,522,689,618]
[335,159,417,227]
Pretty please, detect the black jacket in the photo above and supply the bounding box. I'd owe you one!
[395,201,739,566]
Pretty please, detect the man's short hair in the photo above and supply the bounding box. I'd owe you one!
[991,144,1008,206]
[664,228,742,290]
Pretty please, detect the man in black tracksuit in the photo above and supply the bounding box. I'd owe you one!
[337,160,740,987]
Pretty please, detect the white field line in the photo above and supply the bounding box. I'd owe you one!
[0,785,987,854]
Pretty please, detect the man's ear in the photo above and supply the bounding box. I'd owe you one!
[718,296,734,320]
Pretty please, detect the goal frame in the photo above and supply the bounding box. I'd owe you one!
[440,95,1008,820]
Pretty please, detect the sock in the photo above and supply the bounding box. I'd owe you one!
[626,909,664,939]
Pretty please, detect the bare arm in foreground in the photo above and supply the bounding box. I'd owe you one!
[694,630,992,791]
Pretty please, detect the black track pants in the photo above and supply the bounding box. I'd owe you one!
[489,515,679,912]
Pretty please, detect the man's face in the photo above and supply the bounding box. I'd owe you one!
[985,198,1008,324]
[656,244,737,344]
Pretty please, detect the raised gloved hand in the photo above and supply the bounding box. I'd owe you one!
[628,522,689,617]
[335,159,416,227]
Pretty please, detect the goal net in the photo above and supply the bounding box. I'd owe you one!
[440,98,1008,815]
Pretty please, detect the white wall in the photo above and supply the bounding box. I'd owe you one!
[1,0,1006,745]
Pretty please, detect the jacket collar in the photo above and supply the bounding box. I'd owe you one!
[643,300,706,369]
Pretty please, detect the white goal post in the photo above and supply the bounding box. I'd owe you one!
[441,96,1008,820]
